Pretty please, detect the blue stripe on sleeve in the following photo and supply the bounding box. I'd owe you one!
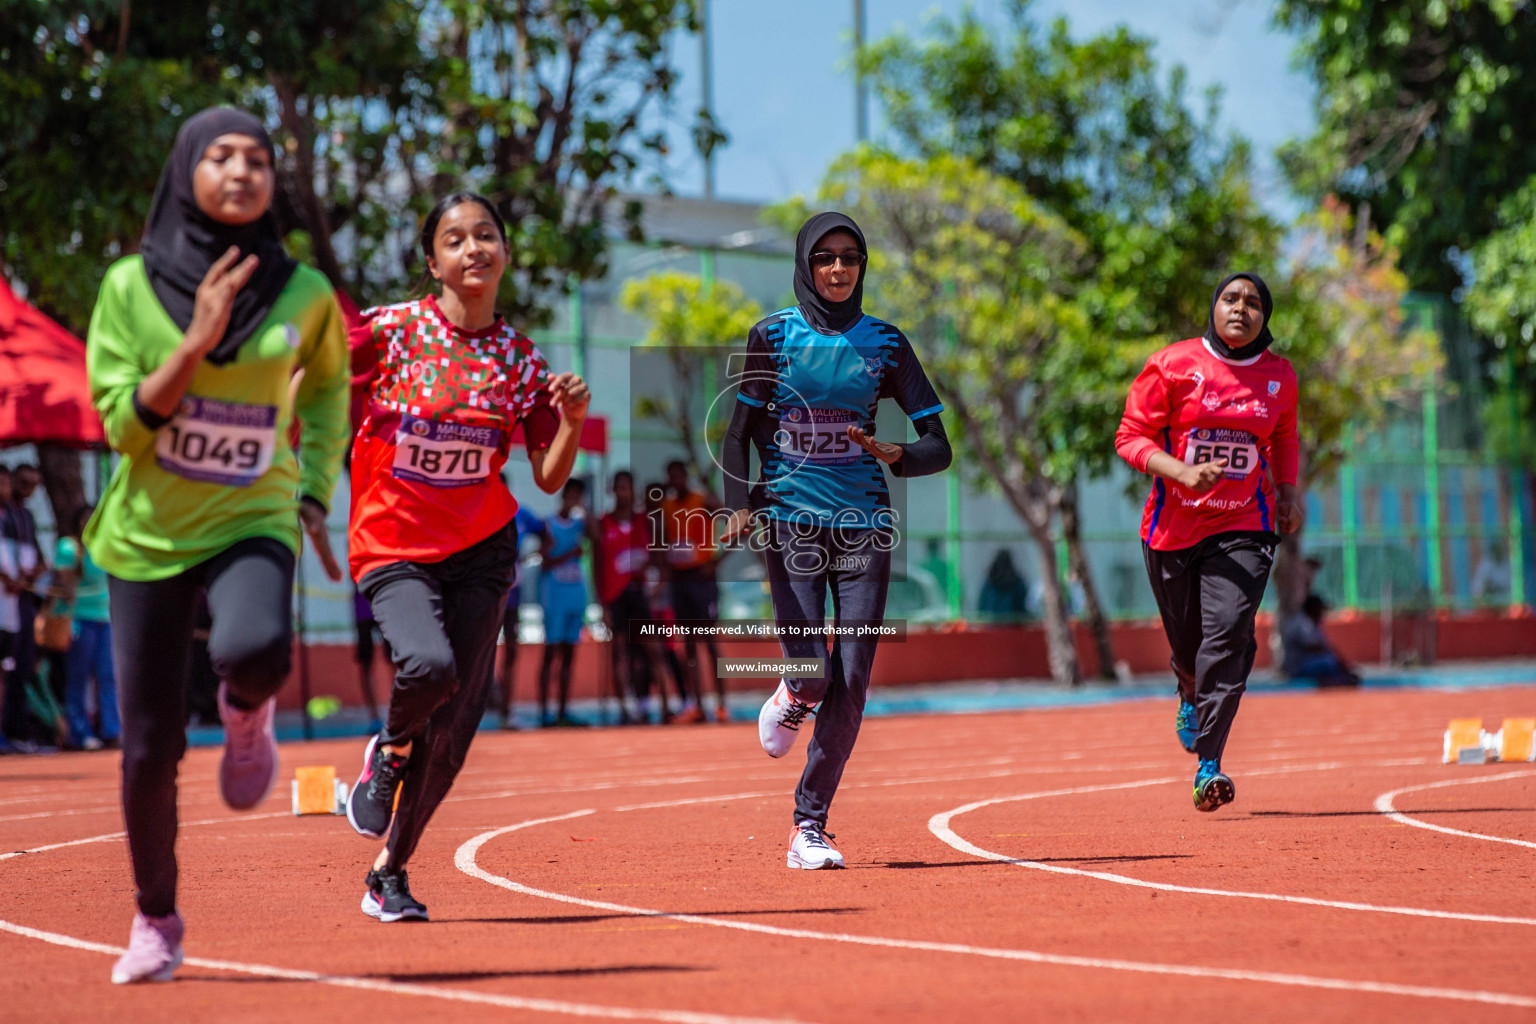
[736,393,766,408]
[907,403,944,421]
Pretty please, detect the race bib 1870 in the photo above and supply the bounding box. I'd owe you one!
[155,396,277,487]
[1182,428,1260,480]
[775,407,861,466]
[392,415,498,488]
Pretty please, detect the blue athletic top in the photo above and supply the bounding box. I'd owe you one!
[735,307,943,528]
[541,511,587,599]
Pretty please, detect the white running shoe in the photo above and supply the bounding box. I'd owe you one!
[787,822,844,869]
[758,680,819,758]
[111,911,184,984]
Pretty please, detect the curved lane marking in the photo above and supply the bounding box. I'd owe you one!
[929,775,1536,927]
[456,810,1536,1009]
[0,812,815,1024]
[1373,769,1536,850]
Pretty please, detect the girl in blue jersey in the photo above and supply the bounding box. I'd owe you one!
[538,477,589,726]
[720,212,951,869]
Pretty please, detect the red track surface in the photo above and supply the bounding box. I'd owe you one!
[3,684,1535,1023]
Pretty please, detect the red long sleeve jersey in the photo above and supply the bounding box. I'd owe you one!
[347,296,558,582]
[1116,337,1299,551]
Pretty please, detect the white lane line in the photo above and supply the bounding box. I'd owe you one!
[929,773,1536,928]
[456,814,1536,1010]
[1374,770,1536,850]
[0,919,811,1024]
[0,810,815,1024]
[0,811,292,862]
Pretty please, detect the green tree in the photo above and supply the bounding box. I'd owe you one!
[1272,198,1441,612]
[1274,0,1536,296]
[0,1,701,331]
[620,270,762,485]
[427,0,704,329]
[778,150,1096,686]
[1465,176,1536,529]
[855,0,1275,673]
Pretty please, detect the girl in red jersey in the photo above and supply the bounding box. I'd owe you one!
[1116,272,1302,812]
[344,192,589,920]
[593,470,687,723]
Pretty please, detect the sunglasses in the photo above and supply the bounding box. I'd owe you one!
[809,250,866,270]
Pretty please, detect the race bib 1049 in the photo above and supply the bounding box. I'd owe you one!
[155,396,277,487]
[392,415,498,488]
[775,407,861,466]
[1182,428,1260,480]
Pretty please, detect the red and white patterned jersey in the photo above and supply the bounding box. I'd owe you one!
[1116,337,1300,551]
[348,295,558,581]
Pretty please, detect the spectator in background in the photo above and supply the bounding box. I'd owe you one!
[58,506,119,750]
[2,463,48,747]
[538,478,590,727]
[644,479,693,720]
[594,470,686,725]
[1471,540,1512,603]
[492,503,544,729]
[977,549,1029,623]
[1281,594,1360,688]
[660,460,724,723]
[0,467,20,753]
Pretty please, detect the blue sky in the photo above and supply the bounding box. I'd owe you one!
[654,0,1315,214]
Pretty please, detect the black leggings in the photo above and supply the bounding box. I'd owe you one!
[361,522,516,871]
[109,536,296,917]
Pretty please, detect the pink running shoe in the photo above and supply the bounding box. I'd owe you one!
[111,911,184,984]
[217,684,279,811]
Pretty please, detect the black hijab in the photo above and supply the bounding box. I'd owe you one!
[793,211,867,334]
[1203,271,1274,361]
[140,107,297,366]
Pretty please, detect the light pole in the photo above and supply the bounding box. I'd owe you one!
[853,0,868,143]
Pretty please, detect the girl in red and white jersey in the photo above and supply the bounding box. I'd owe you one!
[593,470,687,723]
[343,192,589,920]
[1116,272,1302,812]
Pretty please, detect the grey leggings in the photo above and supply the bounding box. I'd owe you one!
[763,520,892,827]
[109,536,296,917]
[360,522,516,870]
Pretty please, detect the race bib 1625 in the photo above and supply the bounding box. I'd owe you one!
[775,407,862,466]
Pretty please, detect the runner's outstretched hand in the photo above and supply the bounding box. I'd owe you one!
[548,372,590,421]
[847,425,902,465]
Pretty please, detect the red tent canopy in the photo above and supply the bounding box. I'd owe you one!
[0,278,104,448]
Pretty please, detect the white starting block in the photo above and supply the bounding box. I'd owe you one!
[1443,718,1536,764]
[291,765,349,815]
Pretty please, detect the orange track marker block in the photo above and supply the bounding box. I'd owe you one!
[1443,718,1485,764]
[1497,718,1536,763]
[291,765,345,815]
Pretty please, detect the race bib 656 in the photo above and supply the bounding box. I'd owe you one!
[1182,428,1259,480]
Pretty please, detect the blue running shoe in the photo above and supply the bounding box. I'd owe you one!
[1175,700,1199,753]
[1193,757,1234,812]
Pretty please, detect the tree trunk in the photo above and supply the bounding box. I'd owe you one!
[35,444,86,536]
[1060,483,1116,680]
[1024,517,1079,687]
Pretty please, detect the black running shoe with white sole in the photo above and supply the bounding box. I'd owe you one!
[361,868,429,922]
[347,734,409,839]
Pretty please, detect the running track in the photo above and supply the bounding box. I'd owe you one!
[2,684,1534,1023]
